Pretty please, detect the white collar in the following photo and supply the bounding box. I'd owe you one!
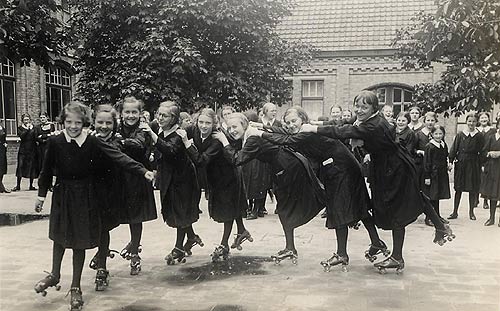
[479,126,492,133]
[421,127,431,136]
[463,128,479,137]
[63,129,88,147]
[159,124,179,138]
[408,122,422,130]
[262,117,275,126]
[221,123,228,130]
[430,139,445,148]
[21,124,33,130]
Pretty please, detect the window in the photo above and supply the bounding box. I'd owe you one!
[392,88,413,115]
[0,58,16,136]
[45,66,72,122]
[301,80,324,120]
[376,88,386,105]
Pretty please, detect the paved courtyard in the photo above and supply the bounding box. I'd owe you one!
[0,174,499,311]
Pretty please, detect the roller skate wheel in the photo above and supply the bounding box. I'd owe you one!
[292,258,298,265]
[199,242,205,247]
[247,237,254,242]
[180,258,186,263]
[109,253,115,259]
[341,265,348,272]
[41,290,47,297]
[383,250,391,256]
[55,285,61,291]
[236,245,242,251]
[377,267,386,274]
[396,268,404,274]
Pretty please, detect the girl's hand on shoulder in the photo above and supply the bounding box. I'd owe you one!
[212,132,229,146]
[249,121,263,129]
[139,122,152,133]
[424,178,431,185]
[363,154,371,163]
[144,171,155,182]
[416,150,425,156]
[175,129,188,143]
[246,126,263,137]
[300,124,318,133]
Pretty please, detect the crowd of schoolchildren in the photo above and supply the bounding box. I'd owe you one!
[0,90,499,310]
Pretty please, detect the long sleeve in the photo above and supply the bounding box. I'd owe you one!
[261,131,310,149]
[224,136,262,167]
[95,138,148,176]
[122,131,147,152]
[185,140,221,168]
[449,134,460,162]
[423,144,433,179]
[405,131,417,156]
[155,134,182,157]
[481,136,492,164]
[17,126,29,140]
[37,138,56,197]
[317,123,369,140]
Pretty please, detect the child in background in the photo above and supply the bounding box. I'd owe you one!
[408,106,424,132]
[481,119,500,226]
[179,112,193,129]
[424,125,451,225]
[448,113,485,220]
[477,112,496,210]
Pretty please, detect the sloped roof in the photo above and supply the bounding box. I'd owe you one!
[277,0,436,52]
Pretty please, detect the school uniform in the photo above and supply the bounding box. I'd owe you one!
[155,125,200,228]
[408,123,424,132]
[0,125,7,176]
[415,127,432,188]
[423,140,451,200]
[185,126,247,222]
[449,129,484,193]
[223,136,325,229]
[38,130,148,249]
[395,127,417,157]
[34,123,55,171]
[16,124,38,178]
[317,114,424,230]
[479,126,496,139]
[261,129,369,229]
[480,132,500,200]
[117,123,157,224]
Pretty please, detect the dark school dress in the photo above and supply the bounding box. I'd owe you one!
[223,136,325,229]
[185,126,247,223]
[449,131,485,193]
[317,114,424,230]
[156,129,200,228]
[93,134,124,232]
[0,125,7,175]
[395,127,417,158]
[480,133,500,201]
[261,129,370,229]
[16,125,38,178]
[423,141,451,200]
[117,123,157,224]
[414,128,431,188]
[38,133,149,249]
[34,123,55,171]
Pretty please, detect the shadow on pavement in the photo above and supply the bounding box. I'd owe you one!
[110,304,245,311]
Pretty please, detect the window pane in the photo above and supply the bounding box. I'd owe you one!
[393,103,402,116]
[377,88,386,103]
[48,87,62,121]
[302,99,324,120]
[62,89,71,105]
[3,80,15,119]
[404,90,412,103]
[316,81,324,97]
[393,88,402,103]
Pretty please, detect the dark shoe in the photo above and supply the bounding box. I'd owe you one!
[246,213,257,220]
[469,213,476,221]
[257,211,265,217]
[484,218,495,226]
[198,209,203,214]
[262,208,268,215]
[483,202,489,209]
[424,218,433,226]
[447,213,458,220]
[274,209,278,214]
[439,217,449,224]
[29,186,37,191]
[11,186,20,192]
[320,210,327,218]
[0,187,10,193]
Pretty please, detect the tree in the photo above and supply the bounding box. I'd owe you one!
[68,0,311,111]
[393,0,500,115]
[0,0,70,66]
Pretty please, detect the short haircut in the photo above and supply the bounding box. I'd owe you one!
[329,105,342,114]
[227,112,249,130]
[60,101,92,126]
[409,106,422,115]
[478,112,491,126]
[117,96,144,112]
[423,111,437,122]
[431,124,446,137]
[197,108,218,131]
[262,102,277,115]
[159,104,181,125]
[283,106,309,123]
[354,91,379,112]
[94,104,119,133]
[397,111,411,124]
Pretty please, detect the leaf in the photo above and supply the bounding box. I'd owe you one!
[461,21,470,28]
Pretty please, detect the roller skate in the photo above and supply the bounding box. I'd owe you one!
[94,268,109,291]
[183,235,204,256]
[211,245,230,262]
[129,254,141,275]
[120,242,142,260]
[165,247,187,265]
[230,230,253,251]
[271,249,298,265]
[364,240,390,262]
[433,224,456,246]
[68,287,84,310]
[89,249,119,270]
[320,253,349,272]
[349,222,361,230]
[34,271,61,296]
[374,256,405,274]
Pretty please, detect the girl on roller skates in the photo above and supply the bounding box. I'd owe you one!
[142,102,203,264]
[116,96,157,275]
[423,125,452,225]
[481,117,500,226]
[34,102,154,310]
[215,112,326,265]
[300,91,455,274]
[448,113,484,221]
[250,106,389,271]
[89,104,126,291]
[177,108,251,262]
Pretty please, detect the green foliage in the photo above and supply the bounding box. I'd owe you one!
[393,0,500,115]
[69,0,311,111]
[0,0,70,66]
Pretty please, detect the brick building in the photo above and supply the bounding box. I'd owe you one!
[276,0,498,145]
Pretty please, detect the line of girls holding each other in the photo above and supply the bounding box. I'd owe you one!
[32,101,156,311]
[8,112,55,192]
